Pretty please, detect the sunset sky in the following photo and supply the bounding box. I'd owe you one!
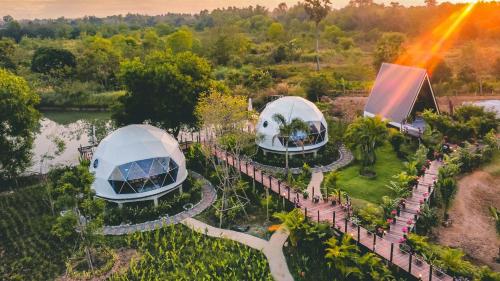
[1,0,473,20]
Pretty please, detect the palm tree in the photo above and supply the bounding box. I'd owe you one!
[304,0,331,71]
[417,204,438,235]
[322,171,339,199]
[358,252,395,280]
[324,235,361,279]
[437,177,457,219]
[271,113,311,174]
[344,116,388,173]
[274,208,306,247]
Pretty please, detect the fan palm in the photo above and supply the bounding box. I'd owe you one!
[271,113,311,174]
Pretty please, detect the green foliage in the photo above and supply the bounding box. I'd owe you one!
[271,113,311,172]
[77,36,121,89]
[388,128,405,156]
[113,51,213,136]
[167,28,194,53]
[356,204,384,231]
[372,32,406,70]
[0,38,16,70]
[274,208,306,247]
[110,225,273,280]
[0,69,40,182]
[416,203,438,235]
[489,206,500,234]
[431,60,452,83]
[344,116,388,170]
[436,176,457,217]
[267,22,286,41]
[458,65,477,83]
[422,105,499,143]
[0,185,77,280]
[31,47,76,77]
[303,72,335,102]
[406,234,500,280]
[337,143,404,206]
[325,235,394,280]
[104,176,203,225]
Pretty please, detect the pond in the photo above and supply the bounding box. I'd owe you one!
[30,111,112,174]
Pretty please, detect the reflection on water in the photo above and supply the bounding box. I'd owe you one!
[30,111,113,174]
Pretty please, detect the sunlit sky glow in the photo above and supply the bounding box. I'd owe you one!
[0,0,477,20]
[379,1,477,117]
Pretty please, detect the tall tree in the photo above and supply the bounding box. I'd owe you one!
[0,38,16,71]
[0,69,40,184]
[51,165,106,274]
[77,36,121,89]
[31,47,76,77]
[114,51,214,137]
[271,113,311,174]
[195,91,255,227]
[344,116,388,173]
[372,32,406,70]
[304,0,331,71]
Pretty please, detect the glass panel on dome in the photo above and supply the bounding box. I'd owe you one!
[127,177,145,192]
[119,181,137,194]
[118,162,133,179]
[149,158,167,176]
[109,180,126,194]
[136,159,153,175]
[158,157,170,168]
[126,162,147,181]
[109,167,125,181]
[150,173,166,187]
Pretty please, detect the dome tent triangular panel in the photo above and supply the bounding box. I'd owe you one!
[256,96,328,153]
[89,124,187,203]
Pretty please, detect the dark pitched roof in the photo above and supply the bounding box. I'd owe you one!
[364,63,433,123]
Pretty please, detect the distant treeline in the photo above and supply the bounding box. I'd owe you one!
[1,2,499,42]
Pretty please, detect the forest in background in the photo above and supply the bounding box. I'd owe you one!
[0,1,499,110]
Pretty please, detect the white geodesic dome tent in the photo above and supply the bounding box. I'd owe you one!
[256,96,328,153]
[89,124,187,203]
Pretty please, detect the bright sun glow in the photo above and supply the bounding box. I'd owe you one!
[395,0,478,73]
[379,1,478,118]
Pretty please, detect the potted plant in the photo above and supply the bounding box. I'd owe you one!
[302,191,309,199]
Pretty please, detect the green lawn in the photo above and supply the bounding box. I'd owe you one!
[336,143,404,207]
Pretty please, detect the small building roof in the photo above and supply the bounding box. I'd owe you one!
[364,63,439,125]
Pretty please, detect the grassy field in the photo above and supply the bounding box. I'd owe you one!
[336,143,404,207]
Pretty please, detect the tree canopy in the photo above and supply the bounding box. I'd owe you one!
[0,69,40,182]
[31,47,76,76]
[113,51,215,136]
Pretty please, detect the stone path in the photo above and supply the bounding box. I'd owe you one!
[182,217,294,281]
[213,147,453,281]
[306,172,324,199]
[250,144,354,175]
[102,171,217,235]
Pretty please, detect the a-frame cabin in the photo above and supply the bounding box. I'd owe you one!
[364,63,440,137]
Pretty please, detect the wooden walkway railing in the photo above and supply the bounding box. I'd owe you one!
[206,144,453,281]
[79,129,454,280]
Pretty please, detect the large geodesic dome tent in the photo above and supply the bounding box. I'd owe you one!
[256,96,328,154]
[89,124,187,204]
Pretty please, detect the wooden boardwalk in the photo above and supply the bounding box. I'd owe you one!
[211,147,453,281]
